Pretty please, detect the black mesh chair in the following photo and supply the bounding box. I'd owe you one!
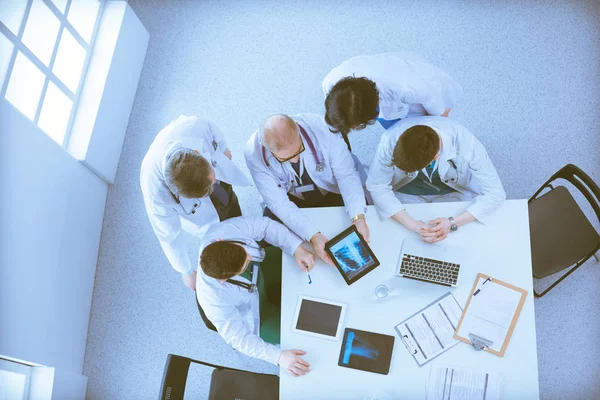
[196,295,217,332]
[158,353,279,400]
[528,164,600,297]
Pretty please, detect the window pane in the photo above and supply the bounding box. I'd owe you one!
[0,0,28,36]
[52,28,86,93]
[38,81,73,144]
[50,0,68,14]
[0,33,14,87]
[5,51,46,120]
[67,0,99,43]
[0,370,26,400]
[22,0,61,66]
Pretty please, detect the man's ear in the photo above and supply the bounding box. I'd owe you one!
[193,149,200,155]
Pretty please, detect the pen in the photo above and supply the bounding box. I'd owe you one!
[302,261,312,284]
[473,277,491,296]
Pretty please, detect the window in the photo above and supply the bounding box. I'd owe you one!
[0,0,104,146]
[0,358,32,400]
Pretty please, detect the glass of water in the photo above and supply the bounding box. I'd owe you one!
[375,284,389,301]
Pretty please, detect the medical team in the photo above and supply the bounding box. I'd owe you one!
[140,52,506,377]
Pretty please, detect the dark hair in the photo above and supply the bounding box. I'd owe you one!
[165,150,213,198]
[200,241,247,280]
[324,77,380,140]
[392,125,440,172]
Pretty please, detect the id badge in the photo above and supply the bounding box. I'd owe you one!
[295,184,315,193]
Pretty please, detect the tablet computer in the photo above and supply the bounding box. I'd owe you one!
[291,296,346,341]
[338,328,395,375]
[325,225,380,285]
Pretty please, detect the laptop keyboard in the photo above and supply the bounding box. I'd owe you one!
[400,254,460,286]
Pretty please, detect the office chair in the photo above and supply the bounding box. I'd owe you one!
[528,164,600,297]
[158,353,279,400]
[196,295,217,332]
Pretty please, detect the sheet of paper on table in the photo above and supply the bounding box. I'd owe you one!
[394,292,463,366]
[427,365,501,400]
[456,277,523,353]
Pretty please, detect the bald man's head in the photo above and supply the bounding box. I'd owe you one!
[259,114,304,162]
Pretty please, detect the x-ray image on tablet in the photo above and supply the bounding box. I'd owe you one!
[338,328,395,375]
[326,225,380,285]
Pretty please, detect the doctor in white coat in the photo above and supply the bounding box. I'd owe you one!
[196,216,315,376]
[140,116,250,289]
[322,52,463,144]
[367,116,505,242]
[244,113,369,264]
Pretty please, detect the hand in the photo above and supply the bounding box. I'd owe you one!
[310,233,334,266]
[428,217,451,238]
[224,148,232,159]
[352,218,370,242]
[411,220,446,243]
[182,270,197,290]
[441,108,451,117]
[294,245,316,272]
[279,349,311,377]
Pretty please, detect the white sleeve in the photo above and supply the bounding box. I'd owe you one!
[206,299,281,365]
[243,216,303,256]
[404,80,446,116]
[244,148,319,242]
[327,134,366,219]
[461,131,506,223]
[145,204,193,275]
[366,135,406,219]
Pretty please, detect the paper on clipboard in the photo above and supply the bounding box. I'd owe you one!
[394,292,463,367]
[454,274,528,356]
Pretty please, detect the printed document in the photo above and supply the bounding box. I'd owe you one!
[456,277,522,352]
[427,366,501,400]
[394,292,463,366]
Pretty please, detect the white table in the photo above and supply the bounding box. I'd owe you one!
[280,200,539,399]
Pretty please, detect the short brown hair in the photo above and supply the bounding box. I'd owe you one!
[392,125,440,172]
[200,241,247,279]
[324,77,380,136]
[165,149,213,198]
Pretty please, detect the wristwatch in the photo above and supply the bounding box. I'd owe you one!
[351,214,365,223]
[448,217,458,232]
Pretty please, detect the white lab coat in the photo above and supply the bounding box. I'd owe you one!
[196,216,303,365]
[244,113,367,241]
[322,52,463,120]
[366,116,506,223]
[140,116,250,275]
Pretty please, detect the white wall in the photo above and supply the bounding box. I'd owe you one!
[0,98,107,397]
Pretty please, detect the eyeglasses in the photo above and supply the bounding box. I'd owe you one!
[272,134,305,163]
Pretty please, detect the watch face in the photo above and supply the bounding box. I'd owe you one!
[451,224,458,232]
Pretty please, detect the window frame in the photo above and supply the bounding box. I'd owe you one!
[0,0,105,147]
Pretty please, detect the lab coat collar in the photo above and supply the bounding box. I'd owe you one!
[432,126,457,177]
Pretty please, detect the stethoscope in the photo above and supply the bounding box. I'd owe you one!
[261,124,325,189]
[224,239,265,293]
[444,159,459,184]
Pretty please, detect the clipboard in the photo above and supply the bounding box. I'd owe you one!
[453,273,528,357]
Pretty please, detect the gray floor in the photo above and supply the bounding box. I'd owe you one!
[83,1,600,399]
